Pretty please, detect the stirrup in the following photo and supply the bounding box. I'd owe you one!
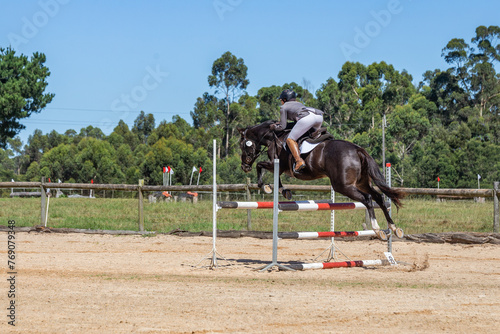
[293,161,305,173]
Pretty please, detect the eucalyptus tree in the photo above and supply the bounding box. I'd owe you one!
[132,111,155,144]
[208,51,249,157]
[439,25,499,119]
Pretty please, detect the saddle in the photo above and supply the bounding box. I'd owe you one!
[281,122,333,144]
[297,127,333,146]
[280,124,334,156]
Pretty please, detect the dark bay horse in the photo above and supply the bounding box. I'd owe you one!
[238,120,405,240]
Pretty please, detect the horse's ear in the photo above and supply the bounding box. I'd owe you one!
[237,128,244,135]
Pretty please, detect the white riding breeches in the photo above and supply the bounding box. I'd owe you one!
[288,112,324,141]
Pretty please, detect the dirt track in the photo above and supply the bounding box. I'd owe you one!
[1,232,499,333]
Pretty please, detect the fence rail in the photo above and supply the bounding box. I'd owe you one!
[0,181,496,196]
[1,180,498,233]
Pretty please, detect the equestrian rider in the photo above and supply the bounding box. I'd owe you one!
[270,89,324,173]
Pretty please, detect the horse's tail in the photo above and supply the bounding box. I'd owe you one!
[358,148,405,209]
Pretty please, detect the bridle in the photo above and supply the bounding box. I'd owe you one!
[243,128,276,163]
[241,125,285,164]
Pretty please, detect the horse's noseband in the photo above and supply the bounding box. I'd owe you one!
[243,145,257,164]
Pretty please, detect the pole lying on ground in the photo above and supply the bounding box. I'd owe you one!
[289,259,390,271]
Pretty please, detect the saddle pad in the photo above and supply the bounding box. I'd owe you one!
[300,140,319,154]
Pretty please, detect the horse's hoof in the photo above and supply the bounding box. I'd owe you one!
[395,228,404,239]
[375,230,388,241]
[283,189,292,200]
[263,185,272,194]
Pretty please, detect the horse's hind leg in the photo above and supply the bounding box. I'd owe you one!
[335,185,388,241]
[368,189,404,238]
[279,178,292,200]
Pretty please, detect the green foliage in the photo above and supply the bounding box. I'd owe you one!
[208,51,250,157]
[0,47,54,148]
[39,143,76,182]
[132,111,155,144]
[216,153,249,184]
[0,148,15,180]
[208,51,249,97]
[256,85,282,122]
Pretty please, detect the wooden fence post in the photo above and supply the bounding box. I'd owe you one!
[138,179,144,232]
[41,177,46,226]
[494,182,499,233]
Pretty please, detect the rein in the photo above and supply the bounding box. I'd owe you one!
[271,131,285,158]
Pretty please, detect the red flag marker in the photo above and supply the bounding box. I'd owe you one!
[437,177,440,182]
[199,167,202,173]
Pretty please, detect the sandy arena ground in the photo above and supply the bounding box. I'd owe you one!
[1,232,499,333]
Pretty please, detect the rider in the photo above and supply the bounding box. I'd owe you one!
[270,89,324,173]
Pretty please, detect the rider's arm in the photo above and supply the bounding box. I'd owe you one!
[273,105,288,131]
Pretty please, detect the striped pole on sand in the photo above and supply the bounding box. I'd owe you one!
[288,259,390,270]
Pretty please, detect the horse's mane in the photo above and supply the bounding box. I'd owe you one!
[244,120,274,136]
[249,120,275,129]
[249,120,294,131]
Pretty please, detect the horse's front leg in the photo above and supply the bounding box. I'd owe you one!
[256,161,273,193]
[256,161,292,199]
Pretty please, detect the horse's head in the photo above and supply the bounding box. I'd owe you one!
[238,127,260,173]
[238,121,277,172]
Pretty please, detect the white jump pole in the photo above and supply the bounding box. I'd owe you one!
[189,167,194,186]
[44,194,50,227]
[328,186,336,260]
[196,139,228,269]
[255,159,294,272]
[314,186,352,262]
[386,163,393,253]
[211,140,217,266]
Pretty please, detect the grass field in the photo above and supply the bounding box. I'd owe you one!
[0,194,495,234]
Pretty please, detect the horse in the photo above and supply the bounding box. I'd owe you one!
[238,120,405,240]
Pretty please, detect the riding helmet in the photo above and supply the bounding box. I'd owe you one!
[278,89,297,102]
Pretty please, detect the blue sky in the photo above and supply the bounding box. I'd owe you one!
[1,0,499,146]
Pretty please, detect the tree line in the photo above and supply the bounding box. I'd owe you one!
[0,25,499,189]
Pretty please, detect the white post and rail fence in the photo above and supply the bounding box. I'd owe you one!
[1,180,499,233]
